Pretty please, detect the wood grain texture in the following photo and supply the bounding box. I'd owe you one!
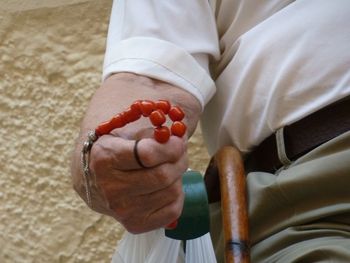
[205,146,250,263]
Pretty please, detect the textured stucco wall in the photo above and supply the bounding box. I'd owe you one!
[0,1,210,262]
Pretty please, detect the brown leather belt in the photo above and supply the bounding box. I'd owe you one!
[244,96,350,173]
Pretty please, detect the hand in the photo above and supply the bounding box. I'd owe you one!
[82,133,187,234]
[71,73,201,233]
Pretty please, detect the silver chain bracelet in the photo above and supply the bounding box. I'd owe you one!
[81,131,97,208]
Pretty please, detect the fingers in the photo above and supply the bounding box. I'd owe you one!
[100,153,188,197]
[91,135,186,171]
[87,133,188,233]
[112,178,185,234]
[124,198,184,234]
[134,136,186,168]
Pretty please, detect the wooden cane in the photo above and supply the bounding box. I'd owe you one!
[204,146,250,263]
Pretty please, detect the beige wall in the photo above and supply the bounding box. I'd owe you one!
[0,1,209,262]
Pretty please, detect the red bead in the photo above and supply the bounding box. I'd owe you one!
[140,100,156,117]
[110,114,125,129]
[123,107,141,123]
[130,100,142,115]
[171,121,187,137]
[95,121,114,136]
[166,220,178,229]
[168,106,185,121]
[154,126,170,143]
[149,110,166,127]
[155,100,171,114]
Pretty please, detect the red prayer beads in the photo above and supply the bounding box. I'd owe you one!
[149,110,166,127]
[171,121,187,137]
[168,106,185,122]
[94,99,186,143]
[140,100,156,117]
[155,100,171,114]
[154,126,171,143]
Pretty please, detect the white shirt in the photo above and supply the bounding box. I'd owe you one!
[103,0,350,155]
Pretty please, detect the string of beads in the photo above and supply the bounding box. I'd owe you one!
[94,99,187,143]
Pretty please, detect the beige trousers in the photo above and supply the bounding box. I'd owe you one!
[210,131,350,263]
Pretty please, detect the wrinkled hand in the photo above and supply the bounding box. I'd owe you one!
[71,73,201,233]
[85,134,187,234]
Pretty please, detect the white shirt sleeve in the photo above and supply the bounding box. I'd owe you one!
[103,0,220,108]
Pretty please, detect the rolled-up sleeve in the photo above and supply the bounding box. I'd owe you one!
[103,0,220,108]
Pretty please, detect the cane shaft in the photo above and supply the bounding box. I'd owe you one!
[216,147,250,263]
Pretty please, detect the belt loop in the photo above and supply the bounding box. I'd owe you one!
[275,127,292,167]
